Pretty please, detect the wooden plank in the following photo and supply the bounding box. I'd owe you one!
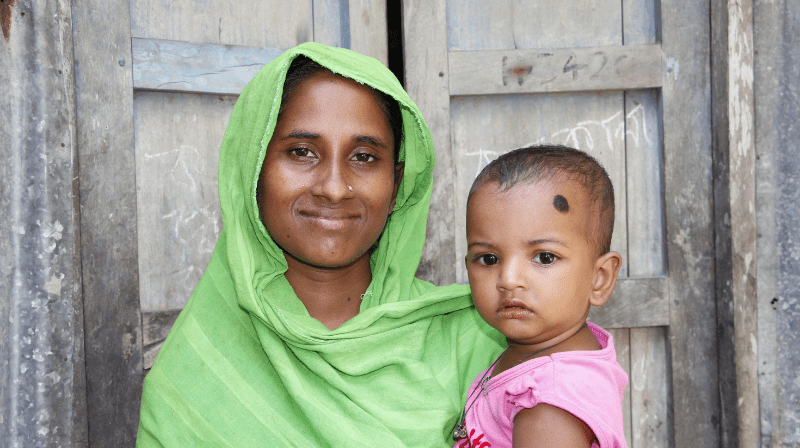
[142,309,182,370]
[403,0,458,285]
[132,38,283,95]
[446,0,515,51]
[623,0,659,45]
[607,328,632,446]
[348,0,388,66]
[447,0,622,51]
[449,91,629,281]
[727,1,759,446]
[448,45,663,96]
[711,0,738,444]
[129,0,313,48]
[134,91,231,310]
[71,0,142,444]
[509,0,622,48]
[588,277,669,329]
[625,90,666,277]
[661,1,720,446]
[313,0,349,48]
[630,327,669,448]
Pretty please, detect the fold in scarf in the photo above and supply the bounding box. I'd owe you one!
[137,42,503,447]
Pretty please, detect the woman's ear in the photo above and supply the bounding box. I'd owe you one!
[589,251,622,307]
[389,162,405,213]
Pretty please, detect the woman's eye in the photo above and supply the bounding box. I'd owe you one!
[477,254,499,266]
[353,152,377,163]
[289,147,313,158]
[534,252,557,265]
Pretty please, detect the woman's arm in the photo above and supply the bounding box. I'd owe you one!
[513,404,595,448]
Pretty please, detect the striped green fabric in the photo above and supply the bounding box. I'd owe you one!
[137,42,503,447]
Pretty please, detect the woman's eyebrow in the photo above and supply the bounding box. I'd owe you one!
[283,129,319,140]
[354,135,389,149]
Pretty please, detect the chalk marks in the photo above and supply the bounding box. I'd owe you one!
[465,103,654,178]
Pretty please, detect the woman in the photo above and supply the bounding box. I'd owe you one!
[137,42,503,447]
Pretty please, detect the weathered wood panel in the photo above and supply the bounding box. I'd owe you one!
[313,0,351,49]
[727,1,759,446]
[625,90,666,277]
[132,38,282,95]
[608,328,632,446]
[142,309,182,370]
[661,1,719,445]
[403,0,458,285]
[348,0,388,65]
[134,91,231,311]
[446,0,621,50]
[129,0,313,48]
[588,278,669,329]
[631,327,670,447]
[71,0,142,444]
[448,45,662,96]
[449,91,629,282]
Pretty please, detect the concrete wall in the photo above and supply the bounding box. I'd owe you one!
[0,0,88,446]
[755,0,800,445]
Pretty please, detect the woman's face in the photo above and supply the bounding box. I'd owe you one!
[258,72,403,269]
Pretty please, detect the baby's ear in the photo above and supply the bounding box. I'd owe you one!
[589,251,622,307]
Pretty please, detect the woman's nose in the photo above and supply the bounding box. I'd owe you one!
[311,158,353,202]
[497,258,528,291]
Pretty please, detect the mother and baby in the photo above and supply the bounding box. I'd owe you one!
[137,42,628,448]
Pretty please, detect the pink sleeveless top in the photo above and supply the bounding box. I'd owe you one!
[454,322,628,448]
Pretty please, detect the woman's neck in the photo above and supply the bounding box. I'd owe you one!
[283,253,372,330]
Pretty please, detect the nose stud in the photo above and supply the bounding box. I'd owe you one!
[348,185,353,192]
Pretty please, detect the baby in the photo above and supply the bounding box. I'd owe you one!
[454,145,628,448]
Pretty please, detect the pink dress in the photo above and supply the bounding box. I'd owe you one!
[454,322,628,448]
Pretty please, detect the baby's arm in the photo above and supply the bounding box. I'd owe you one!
[513,404,595,448]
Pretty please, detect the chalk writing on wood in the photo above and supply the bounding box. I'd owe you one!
[464,103,652,179]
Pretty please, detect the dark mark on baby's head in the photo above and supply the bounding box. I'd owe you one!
[553,195,569,213]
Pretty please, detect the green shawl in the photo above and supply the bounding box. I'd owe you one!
[137,42,503,447]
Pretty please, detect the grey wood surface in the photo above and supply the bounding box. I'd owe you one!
[448,45,662,96]
[588,278,669,329]
[71,0,143,445]
[403,0,459,285]
[142,309,182,370]
[134,91,231,311]
[129,0,313,48]
[727,1,760,445]
[608,328,633,446]
[661,1,720,446]
[631,327,670,447]
[132,38,283,95]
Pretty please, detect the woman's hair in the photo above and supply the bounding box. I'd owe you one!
[279,55,404,162]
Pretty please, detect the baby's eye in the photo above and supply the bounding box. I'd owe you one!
[352,152,377,163]
[477,254,499,266]
[534,252,557,265]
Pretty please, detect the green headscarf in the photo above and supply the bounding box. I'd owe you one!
[137,42,503,447]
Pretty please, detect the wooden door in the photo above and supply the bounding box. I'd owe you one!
[70,0,388,445]
[403,1,718,447]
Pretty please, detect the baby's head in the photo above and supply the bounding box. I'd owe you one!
[465,145,621,346]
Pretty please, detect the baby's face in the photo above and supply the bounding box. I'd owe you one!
[465,179,599,347]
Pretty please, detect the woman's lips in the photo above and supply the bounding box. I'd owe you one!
[299,210,359,230]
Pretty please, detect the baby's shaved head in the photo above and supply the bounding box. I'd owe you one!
[469,144,615,255]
